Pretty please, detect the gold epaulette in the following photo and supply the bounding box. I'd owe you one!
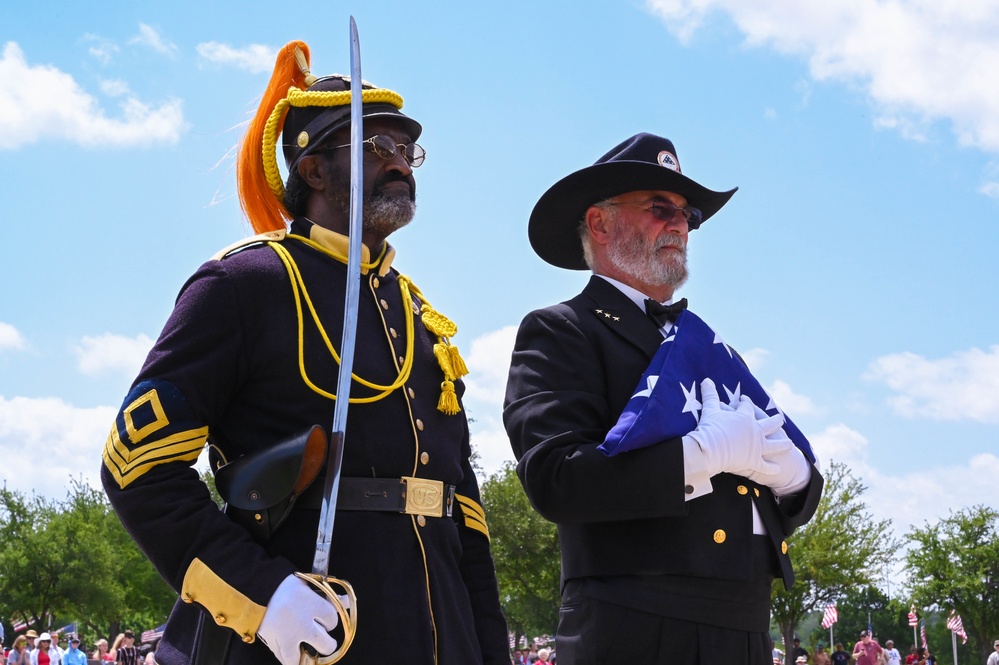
[211,229,287,261]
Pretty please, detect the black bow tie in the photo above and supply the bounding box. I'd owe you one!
[644,298,687,327]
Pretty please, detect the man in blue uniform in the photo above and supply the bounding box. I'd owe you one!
[503,133,823,664]
[102,41,508,665]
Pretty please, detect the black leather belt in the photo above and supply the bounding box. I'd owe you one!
[298,476,456,518]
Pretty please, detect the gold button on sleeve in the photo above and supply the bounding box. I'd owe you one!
[737,485,748,495]
[420,452,429,465]
[242,634,253,644]
[215,614,226,625]
[416,419,424,431]
[781,540,788,554]
[713,529,726,544]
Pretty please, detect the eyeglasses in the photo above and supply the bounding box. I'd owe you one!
[326,135,426,167]
[604,199,703,229]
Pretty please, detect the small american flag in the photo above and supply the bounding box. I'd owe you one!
[141,625,165,644]
[821,602,838,629]
[946,611,967,644]
[908,605,919,627]
[920,619,928,649]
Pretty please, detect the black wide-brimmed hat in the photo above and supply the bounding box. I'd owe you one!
[528,132,738,270]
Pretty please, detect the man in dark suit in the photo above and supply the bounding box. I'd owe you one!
[503,133,823,665]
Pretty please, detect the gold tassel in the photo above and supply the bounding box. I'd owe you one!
[438,380,461,415]
[433,342,456,380]
[448,344,469,379]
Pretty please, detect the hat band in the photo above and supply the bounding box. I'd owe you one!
[262,87,405,202]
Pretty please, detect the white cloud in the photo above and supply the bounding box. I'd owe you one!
[75,333,154,377]
[864,346,999,422]
[0,321,25,351]
[196,42,278,74]
[128,23,178,56]
[462,326,518,406]
[978,181,999,198]
[766,378,822,415]
[740,347,770,371]
[100,78,131,97]
[0,42,186,149]
[810,423,999,530]
[646,0,999,154]
[83,34,119,65]
[0,395,117,499]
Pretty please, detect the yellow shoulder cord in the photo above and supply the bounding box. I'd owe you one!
[403,279,469,415]
[267,238,415,403]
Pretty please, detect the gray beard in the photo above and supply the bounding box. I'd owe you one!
[363,196,415,237]
[606,227,689,290]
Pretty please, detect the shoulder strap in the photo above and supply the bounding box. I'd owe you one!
[211,229,287,261]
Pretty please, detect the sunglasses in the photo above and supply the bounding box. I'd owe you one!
[604,199,703,229]
[326,135,426,167]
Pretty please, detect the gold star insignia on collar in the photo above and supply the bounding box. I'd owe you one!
[594,308,619,321]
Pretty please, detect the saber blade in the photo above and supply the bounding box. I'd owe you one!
[311,15,364,579]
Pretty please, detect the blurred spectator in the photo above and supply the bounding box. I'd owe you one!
[91,639,113,663]
[813,643,831,665]
[883,639,901,665]
[987,640,999,665]
[29,633,58,665]
[7,636,30,665]
[113,631,138,665]
[60,638,85,665]
[23,633,37,654]
[830,642,850,665]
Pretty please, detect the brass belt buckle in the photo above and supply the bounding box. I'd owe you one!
[401,477,445,517]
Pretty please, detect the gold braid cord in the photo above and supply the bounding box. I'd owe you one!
[267,237,468,414]
[262,88,405,202]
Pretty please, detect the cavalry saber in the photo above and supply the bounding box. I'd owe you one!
[297,15,363,665]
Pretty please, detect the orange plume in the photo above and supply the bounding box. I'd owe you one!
[237,41,312,233]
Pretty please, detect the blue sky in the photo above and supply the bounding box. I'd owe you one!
[2,0,998,561]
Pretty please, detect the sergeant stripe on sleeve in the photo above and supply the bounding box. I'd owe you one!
[102,381,210,489]
[455,493,490,540]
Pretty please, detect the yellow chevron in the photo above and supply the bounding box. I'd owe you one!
[103,423,209,489]
[456,493,490,540]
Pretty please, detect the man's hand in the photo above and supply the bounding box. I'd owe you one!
[258,574,339,665]
[683,378,792,478]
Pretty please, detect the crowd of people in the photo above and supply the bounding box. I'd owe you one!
[2,629,158,665]
[772,631,949,665]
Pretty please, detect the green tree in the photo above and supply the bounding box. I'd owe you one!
[771,461,899,665]
[906,505,999,664]
[480,462,560,644]
[0,481,176,643]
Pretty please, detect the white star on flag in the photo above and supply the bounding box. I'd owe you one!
[598,309,816,460]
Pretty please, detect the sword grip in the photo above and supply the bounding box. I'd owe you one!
[295,572,358,665]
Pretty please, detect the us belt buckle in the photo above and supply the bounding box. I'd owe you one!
[402,477,448,517]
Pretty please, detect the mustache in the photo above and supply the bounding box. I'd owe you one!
[654,234,687,252]
[372,172,415,198]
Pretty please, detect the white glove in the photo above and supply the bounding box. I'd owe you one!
[257,574,339,665]
[683,378,792,478]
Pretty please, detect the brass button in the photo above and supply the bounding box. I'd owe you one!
[242,634,253,644]
[380,298,389,310]
[390,328,398,338]
[420,452,430,465]
[416,419,424,431]
[373,277,380,288]
[183,593,194,603]
[417,515,426,527]
[398,355,405,365]
[254,513,262,522]
[408,387,416,399]
[781,540,788,554]
[754,488,760,497]
[215,614,226,625]
[713,529,726,544]
[737,485,748,495]
[684,485,694,495]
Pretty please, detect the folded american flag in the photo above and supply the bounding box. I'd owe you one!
[598,309,816,461]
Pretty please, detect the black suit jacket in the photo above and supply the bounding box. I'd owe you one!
[504,276,822,590]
